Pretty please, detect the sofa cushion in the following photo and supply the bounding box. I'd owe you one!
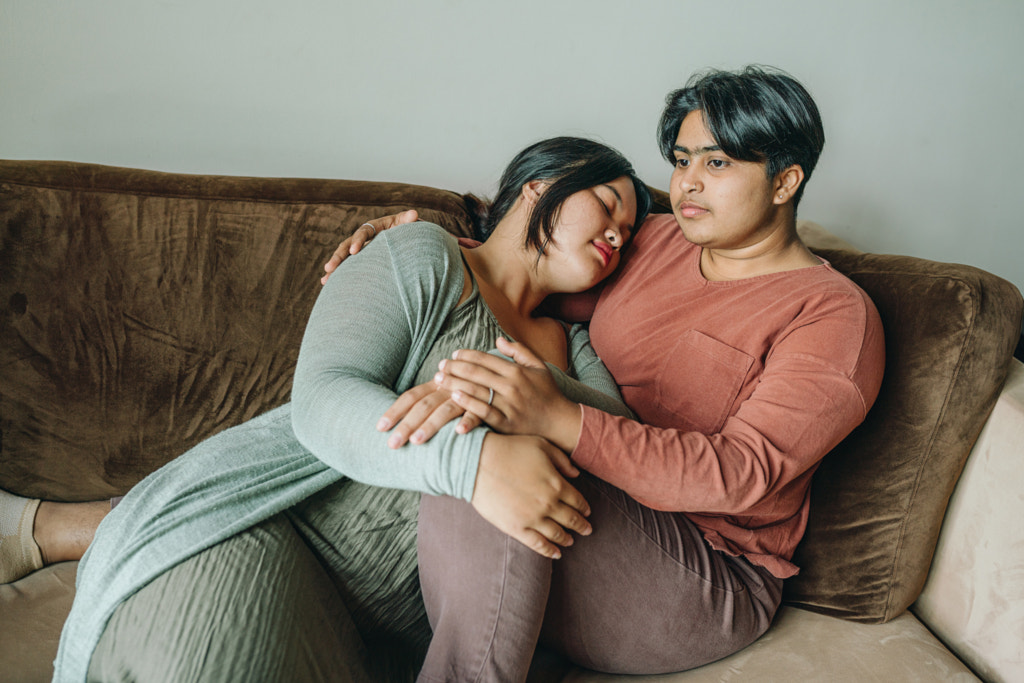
[784,249,1023,622]
[560,606,979,682]
[0,161,476,501]
[912,359,1024,682]
[0,561,77,683]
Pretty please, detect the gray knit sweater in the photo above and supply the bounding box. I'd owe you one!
[53,224,631,681]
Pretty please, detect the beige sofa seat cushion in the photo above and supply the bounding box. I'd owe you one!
[562,606,978,682]
[0,561,77,682]
[913,360,1024,683]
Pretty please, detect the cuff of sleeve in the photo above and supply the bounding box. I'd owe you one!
[571,404,602,471]
[456,427,488,503]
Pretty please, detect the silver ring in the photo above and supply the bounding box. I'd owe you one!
[359,222,377,235]
[487,388,494,406]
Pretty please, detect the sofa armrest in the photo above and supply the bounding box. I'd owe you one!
[912,359,1024,683]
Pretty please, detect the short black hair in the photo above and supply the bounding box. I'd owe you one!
[658,65,825,208]
[480,136,652,252]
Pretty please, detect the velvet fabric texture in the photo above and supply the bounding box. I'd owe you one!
[1,160,1021,634]
[784,248,1023,621]
[0,160,475,501]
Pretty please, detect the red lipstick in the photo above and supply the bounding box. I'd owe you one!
[593,241,613,266]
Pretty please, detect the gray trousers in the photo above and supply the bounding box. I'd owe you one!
[416,473,783,683]
[89,475,781,683]
[89,481,431,683]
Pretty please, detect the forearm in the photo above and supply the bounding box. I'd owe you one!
[540,323,635,451]
[572,366,868,512]
[294,225,482,500]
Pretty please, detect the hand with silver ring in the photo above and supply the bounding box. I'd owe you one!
[436,338,583,453]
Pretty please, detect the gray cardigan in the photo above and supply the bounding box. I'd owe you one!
[54,224,631,681]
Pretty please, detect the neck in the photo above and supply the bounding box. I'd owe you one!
[463,229,549,318]
[700,219,820,282]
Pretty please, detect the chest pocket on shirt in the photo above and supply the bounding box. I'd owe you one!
[653,329,754,435]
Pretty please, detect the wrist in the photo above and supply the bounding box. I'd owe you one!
[544,399,583,454]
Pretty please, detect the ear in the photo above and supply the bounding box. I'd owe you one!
[772,165,805,205]
[521,180,548,206]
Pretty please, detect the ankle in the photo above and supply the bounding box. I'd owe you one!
[34,500,108,564]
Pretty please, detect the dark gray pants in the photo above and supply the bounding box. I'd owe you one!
[417,473,783,682]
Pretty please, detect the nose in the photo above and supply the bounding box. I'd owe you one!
[675,164,703,193]
[605,225,624,249]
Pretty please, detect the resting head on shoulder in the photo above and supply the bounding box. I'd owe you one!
[450,137,649,369]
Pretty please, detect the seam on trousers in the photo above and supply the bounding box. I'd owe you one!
[471,532,513,683]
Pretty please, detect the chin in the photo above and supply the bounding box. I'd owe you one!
[676,225,707,246]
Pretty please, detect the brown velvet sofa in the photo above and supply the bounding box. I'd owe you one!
[1,160,1022,682]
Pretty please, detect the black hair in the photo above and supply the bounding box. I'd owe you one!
[657,65,825,208]
[477,136,652,252]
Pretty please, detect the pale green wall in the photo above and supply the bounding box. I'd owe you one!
[2,0,1022,301]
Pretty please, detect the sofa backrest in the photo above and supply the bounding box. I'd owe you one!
[784,242,1023,623]
[3,161,1022,631]
[0,160,475,500]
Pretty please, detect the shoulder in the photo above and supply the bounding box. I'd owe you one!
[793,262,882,331]
[380,221,460,258]
[632,213,690,249]
[617,213,697,273]
[373,222,466,308]
[774,265,885,407]
[374,222,462,277]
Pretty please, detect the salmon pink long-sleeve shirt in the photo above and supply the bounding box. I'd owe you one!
[575,214,885,578]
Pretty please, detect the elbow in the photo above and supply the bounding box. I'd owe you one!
[290,394,312,451]
[289,375,316,451]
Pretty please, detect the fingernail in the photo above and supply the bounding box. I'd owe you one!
[452,350,460,359]
[411,430,425,444]
[552,550,561,560]
[376,417,392,431]
[452,391,463,402]
[387,435,402,448]
[438,359,447,370]
[434,372,444,384]
[581,525,592,536]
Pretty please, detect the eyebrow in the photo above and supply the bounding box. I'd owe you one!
[673,144,723,155]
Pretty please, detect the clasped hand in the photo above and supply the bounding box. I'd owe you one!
[327,215,590,558]
[378,337,582,453]
[377,337,588,558]
[473,433,592,560]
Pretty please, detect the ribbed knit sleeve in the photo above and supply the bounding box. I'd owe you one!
[291,223,486,501]
[551,324,636,421]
